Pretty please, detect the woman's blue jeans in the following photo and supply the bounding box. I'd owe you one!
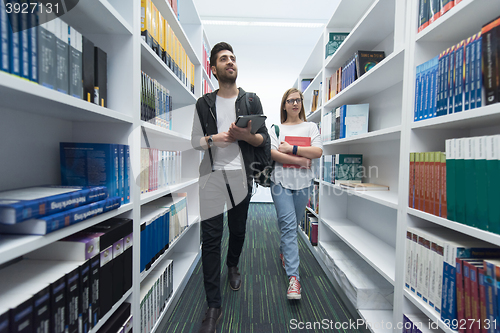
[270,181,311,281]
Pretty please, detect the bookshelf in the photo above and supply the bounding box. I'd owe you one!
[296,0,500,331]
[0,0,209,331]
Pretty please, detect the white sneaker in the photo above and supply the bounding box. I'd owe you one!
[287,276,301,300]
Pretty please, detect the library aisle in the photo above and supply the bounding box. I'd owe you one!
[159,203,360,333]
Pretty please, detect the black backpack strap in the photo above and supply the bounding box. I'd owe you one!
[245,92,256,114]
[196,105,214,170]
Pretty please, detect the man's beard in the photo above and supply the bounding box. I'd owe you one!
[216,67,237,84]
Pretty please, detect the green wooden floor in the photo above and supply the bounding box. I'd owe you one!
[159,203,360,333]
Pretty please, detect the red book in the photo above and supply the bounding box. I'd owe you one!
[456,258,465,333]
[477,267,488,333]
[409,153,415,208]
[282,136,311,168]
[467,262,483,333]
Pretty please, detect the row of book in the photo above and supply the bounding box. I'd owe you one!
[61,142,131,206]
[414,31,484,122]
[0,185,123,235]
[306,183,319,216]
[0,217,132,333]
[140,259,173,333]
[140,195,188,273]
[141,71,173,130]
[322,154,363,185]
[321,103,369,142]
[325,51,385,103]
[409,151,447,218]
[140,148,182,195]
[418,0,462,33]
[0,7,108,106]
[141,0,195,94]
[405,226,500,329]
[202,40,211,79]
[324,32,349,59]
[302,211,318,247]
[202,77,213,95]
[445,136,500,233]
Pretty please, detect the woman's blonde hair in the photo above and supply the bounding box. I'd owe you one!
[280,88,306,123]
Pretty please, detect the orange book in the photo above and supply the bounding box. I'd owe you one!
[282,136,311,168]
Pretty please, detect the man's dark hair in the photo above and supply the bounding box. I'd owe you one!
[210,42,234,71]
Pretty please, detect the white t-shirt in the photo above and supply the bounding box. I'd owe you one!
[270,122,323,190]
[213,95,242,170]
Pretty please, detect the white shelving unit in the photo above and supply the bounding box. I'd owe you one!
[0,0,210,331]
[296,0,500,331]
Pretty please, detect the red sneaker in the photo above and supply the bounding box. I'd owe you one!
[287,276,301,300]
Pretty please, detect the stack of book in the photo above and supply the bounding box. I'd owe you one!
[140,194,188,273]
[60,142,131,205]
[0,9,108,106]
[0,185,121,235]
[141,0,194,93]
[325,51,385,102]
[0,217,132,333]
[140,148,182,194]
[322,103,369,142]
[141,71,173,130]
[140,259,173,333]
[405,226,500,329]
[323,154,364,185]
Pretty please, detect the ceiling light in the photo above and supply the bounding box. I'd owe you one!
[202,20,324,28]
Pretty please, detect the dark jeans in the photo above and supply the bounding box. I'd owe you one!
[199,170,252,308]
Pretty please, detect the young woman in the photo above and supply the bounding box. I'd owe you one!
[270,88,323,300]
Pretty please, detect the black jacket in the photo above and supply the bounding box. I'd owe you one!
[191,88,269,186]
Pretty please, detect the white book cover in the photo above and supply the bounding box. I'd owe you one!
[344,103,369,138]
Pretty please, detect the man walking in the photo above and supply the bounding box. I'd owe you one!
[191,42,269,333]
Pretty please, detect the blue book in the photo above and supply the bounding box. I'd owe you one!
[0,0,9,73]
[0,196,121,235]
[124,145,130,204]
[60,142,121,199]
[448,45,456,114]
[415,64,422,121]
[464,37,472,111]
[0,185,108,224]
[8,1,20,77]
[140,222,146,272]
[340,105,345,139]
[118,145,124,204]
[423,60,430,119]
[475,34,482,108]
[483,274,497,333]
[19,0,29,79]
[469,34,477,109]
[442,48,450,115]
[28,2,38,82]
[429,56,438,119]
[419,63,426,120]
[454,41,464,113]
[436,52,444,117]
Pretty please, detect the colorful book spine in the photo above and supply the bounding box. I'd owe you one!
[475,32,482,108]
[410,153,415,208]
[469,34,477,110]
[464,37,472,111]
[481,18,499,105]
[475,137,488,231]
[486,135,500,234]
[0,196,121,235]
[464,137,478,227]
[455,138,466,224]
[446,139,456,221]
[454,40,465,113]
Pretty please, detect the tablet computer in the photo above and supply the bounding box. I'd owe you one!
[234,115,267,134]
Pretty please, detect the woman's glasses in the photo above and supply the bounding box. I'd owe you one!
[286,98,302,105]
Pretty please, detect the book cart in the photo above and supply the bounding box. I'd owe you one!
[295,0,500,332]
[0,0,217,331]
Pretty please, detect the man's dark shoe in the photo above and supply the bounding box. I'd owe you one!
[198,307,222,333]
[228,266,241,291]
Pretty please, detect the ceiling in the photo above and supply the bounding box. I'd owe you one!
[192,0,341,124]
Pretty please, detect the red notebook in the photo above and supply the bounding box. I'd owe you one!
[282,136,311,168]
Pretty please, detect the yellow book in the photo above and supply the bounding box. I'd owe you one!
[150,2,159,55]
[140,0,153,47]
[158,14,164,58]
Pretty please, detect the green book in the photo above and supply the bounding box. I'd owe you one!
[325,32,349,59]
[334,154,363,184]
[486,135,500,234]
[455,138,466,224]
[446,139,456,221]
[475,136,488,231]
[464,137,477,227]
